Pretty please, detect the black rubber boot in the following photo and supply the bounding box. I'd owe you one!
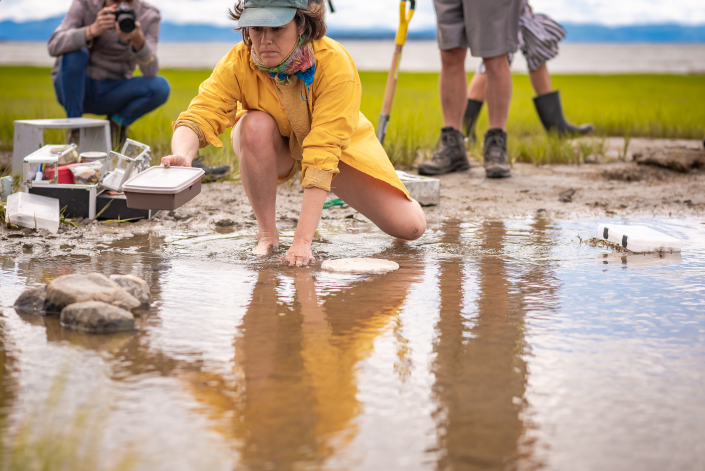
[192,154,231,182]
[418,127,471,176]
[483,128,511,179]
[533,90,594,136]
[463,99,483,144]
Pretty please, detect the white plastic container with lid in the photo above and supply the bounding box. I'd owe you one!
[121,166,205,210]
[597,223,682,253]
[23,144,78,184]
[5,192,60,233]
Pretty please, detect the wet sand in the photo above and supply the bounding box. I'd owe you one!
[1,139,703,256]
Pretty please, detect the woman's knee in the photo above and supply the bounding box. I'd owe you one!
[388,200,426,241]
[403,200,427,240]
[234,111,278,153]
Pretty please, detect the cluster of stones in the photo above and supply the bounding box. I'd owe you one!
[13,273,151,334]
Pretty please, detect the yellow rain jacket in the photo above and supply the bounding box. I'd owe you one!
[173,36,409,198]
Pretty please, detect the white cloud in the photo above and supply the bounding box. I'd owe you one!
[1,0,704,26]
[530,0,705,26]
[0,0,73,22]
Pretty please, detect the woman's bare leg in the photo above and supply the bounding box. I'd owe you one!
[331,162,426,240]
[467,71,488,102]
[232,111,295,254]
[529,63,553,97]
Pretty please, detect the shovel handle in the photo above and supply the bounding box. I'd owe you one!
[377,1,415,145]
[380,45,403,118]
[395,0,415,46]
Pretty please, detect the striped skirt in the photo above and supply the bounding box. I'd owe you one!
[477,7,566,73]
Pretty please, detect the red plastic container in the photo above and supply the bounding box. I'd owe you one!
[43,164,76,184]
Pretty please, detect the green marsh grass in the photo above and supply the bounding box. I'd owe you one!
[1,67,703,168]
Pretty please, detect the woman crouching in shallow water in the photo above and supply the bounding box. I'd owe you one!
[162,0,426,267]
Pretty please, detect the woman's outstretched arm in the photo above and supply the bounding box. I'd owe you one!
[161,126,199,167]
[282,187,327,267]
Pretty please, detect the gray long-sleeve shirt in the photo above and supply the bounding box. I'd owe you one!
[48,0,161,82]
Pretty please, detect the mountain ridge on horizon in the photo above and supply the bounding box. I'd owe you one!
[2,16,705,43]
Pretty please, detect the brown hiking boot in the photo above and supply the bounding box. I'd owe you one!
[418,127,471,176]
[483,128,511,178]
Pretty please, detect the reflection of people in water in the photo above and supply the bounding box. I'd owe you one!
[185,264,422,468]
[431,219,556,469]
[0,322,16,423]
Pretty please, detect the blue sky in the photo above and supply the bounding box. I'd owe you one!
[1,0,704,27]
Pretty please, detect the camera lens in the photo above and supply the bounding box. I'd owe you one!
[117,15,136,33]
[114,3,136,33]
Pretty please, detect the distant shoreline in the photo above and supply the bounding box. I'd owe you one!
[1,16,705,43]
[2,42,704,74]
[2,39,705,44]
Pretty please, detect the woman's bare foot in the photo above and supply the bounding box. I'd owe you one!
[253,230,279,255]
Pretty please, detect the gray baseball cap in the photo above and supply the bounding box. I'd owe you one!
[238,0,309,28]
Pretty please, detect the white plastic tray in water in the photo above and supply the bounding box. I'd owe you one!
[598,223,682,253]
[5,192,60,233]
[122,166,205,194]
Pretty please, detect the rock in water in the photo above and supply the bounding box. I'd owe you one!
[45,273,140,314]
[321,258,399,274]
[14,285,47,315]
[110,274,151,306]
[60,301,135,333]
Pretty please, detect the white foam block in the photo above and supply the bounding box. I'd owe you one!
[598,223,682,253]
[396,171,440,206]
[6,192,60,233]
[321,258,399,274]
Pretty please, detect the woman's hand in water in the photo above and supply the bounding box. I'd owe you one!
[281,239,316,267]
[160,155,192,168]
[281,188,325,267]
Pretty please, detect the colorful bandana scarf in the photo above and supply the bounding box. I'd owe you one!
[251,35,316,88]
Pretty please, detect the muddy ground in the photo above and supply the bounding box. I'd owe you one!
[1,138,703,255]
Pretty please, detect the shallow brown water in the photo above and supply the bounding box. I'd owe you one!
[1,217,705,470]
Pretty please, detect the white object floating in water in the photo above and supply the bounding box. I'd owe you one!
[598,223,682,253]
[5,192,60,233]
[321,258,399,274]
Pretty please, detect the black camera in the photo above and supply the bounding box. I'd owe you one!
[112,2,136,33]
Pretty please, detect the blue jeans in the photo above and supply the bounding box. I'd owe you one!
[54,48,170,127]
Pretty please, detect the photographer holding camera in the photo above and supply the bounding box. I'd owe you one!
[48,0,170,145]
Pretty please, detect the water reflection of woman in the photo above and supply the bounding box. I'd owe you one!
[162,0,426,266]
[183,265,422,468]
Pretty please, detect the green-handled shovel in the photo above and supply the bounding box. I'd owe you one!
[377,0,415,145]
